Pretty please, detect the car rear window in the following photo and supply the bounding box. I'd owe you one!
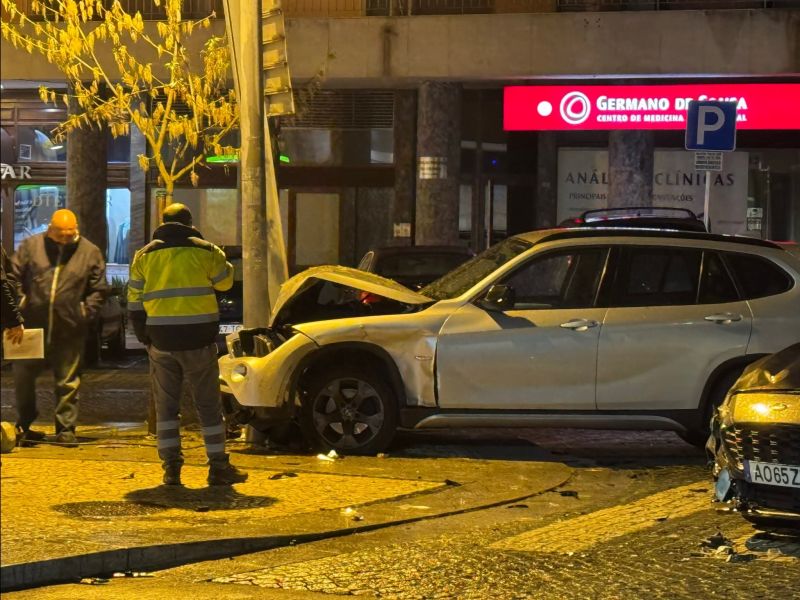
[698,251,739,304]
[724,253,793,300]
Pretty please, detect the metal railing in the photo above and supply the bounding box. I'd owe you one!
[7,0,224,21]
[7,0,796,20]
[288,0,799,15]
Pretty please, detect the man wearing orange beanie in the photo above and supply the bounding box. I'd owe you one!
[11,209,108,447]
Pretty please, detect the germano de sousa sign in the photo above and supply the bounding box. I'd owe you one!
[504,84,800,131]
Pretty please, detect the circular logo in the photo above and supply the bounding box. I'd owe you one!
[560,91,591,125]
[537,100,553,117]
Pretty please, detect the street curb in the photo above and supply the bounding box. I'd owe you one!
[1,475,575,591]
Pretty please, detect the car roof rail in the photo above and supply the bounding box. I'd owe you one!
[536,228,783,250]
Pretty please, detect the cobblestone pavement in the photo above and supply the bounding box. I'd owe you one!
[211,483,799,600]
[0,451,442,566]
[0,426,572,574]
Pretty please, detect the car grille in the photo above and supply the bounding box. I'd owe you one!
[723,424,800,469]
[737,480,800,514]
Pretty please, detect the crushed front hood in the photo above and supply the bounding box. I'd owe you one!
[270,265,432,328]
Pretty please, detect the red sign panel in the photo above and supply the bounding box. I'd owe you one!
[504,84,800,131]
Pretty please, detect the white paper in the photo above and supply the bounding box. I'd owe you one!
[3,328,45,360]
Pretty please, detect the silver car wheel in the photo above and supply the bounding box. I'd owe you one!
[311,377,386,450]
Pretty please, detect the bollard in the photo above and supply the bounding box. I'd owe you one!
[1,422,17,453]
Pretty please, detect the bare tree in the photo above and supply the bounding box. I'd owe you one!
[1,0,238,210]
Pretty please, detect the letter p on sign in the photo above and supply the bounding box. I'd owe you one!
[685,101,737,152]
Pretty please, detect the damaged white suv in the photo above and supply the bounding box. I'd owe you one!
[219,229,800,454]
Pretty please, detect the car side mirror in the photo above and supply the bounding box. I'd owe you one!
[477,284,516,312]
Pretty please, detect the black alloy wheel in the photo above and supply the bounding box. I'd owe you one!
[301,365,397,455]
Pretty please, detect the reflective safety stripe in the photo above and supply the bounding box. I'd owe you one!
[157,437,181,449]
[211,266,231,284]
[205,442,226,454]
[146,313,219,325]
[127,301,144,311]
[129,279,145,290]
[142,286,214,301]
[203,423,225,437]
[157,420,180,432]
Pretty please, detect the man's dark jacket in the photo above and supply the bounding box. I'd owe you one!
[12,233,108,340]
[1,247,23,330]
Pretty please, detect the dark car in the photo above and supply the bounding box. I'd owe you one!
[357,245,475,291]
[83,284,126,365]
[215,246,244,353]
[708,343,800,525]
[559,207,707,232]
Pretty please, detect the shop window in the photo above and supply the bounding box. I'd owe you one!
[15,125,66,162]
[149,188,240,247]
[279,128,393,166]
[107,188,131,264]
[13,184,66,248]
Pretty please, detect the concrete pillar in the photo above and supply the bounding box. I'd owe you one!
[67,104,108,256]
[415,82,461,246]
[128,124,147,255]
[608,130,654,208]
[535,132,558,228]
[392,89,416,246]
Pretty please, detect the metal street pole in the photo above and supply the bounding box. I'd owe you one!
[224,0,270,328]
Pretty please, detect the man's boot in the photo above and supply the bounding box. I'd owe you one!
[16,426,46,447]
[163,464,182,486]
[208,462,248,486]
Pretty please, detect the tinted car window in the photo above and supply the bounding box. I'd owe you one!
[698,251,739,305]
[725,253,793,300]
[376,253,470,280]
[502,248,607,309]
[615,247,701,307]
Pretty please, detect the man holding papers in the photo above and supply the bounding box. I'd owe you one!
[10,209,108,447]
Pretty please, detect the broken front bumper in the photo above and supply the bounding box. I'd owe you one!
[218,329,319,410]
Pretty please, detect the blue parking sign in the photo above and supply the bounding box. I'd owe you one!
[685,101,737,151]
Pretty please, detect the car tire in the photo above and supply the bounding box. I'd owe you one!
[300,363,398,455]
[680,367,744,448]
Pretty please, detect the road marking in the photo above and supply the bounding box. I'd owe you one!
[491,482,712,554]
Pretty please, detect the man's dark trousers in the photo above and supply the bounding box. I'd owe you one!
[13,334,85,433]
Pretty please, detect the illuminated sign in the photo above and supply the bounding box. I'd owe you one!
[504,84,800,131]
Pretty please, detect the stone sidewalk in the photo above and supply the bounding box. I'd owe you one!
[0,425,573,591]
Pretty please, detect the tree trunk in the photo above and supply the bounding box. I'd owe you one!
[67,105,108,257]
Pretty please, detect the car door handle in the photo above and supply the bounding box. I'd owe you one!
[704,313,743,324]
[560,319,599,332]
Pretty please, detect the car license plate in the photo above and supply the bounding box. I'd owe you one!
[219,323,243,335]
[744,460,800,489]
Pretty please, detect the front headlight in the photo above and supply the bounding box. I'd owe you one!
[230,363,248,383]
[732,392,799,424]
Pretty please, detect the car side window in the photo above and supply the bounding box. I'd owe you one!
[501,248,607,309]
[615,247,701,307]
[698,251,739,304]
[724,252,793,300]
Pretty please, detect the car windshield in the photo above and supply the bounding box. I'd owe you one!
[421,237,533,300]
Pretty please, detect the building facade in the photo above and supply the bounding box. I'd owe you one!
[2,1,799,275]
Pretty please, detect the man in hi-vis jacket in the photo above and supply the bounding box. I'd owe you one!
[128,203,247,486]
